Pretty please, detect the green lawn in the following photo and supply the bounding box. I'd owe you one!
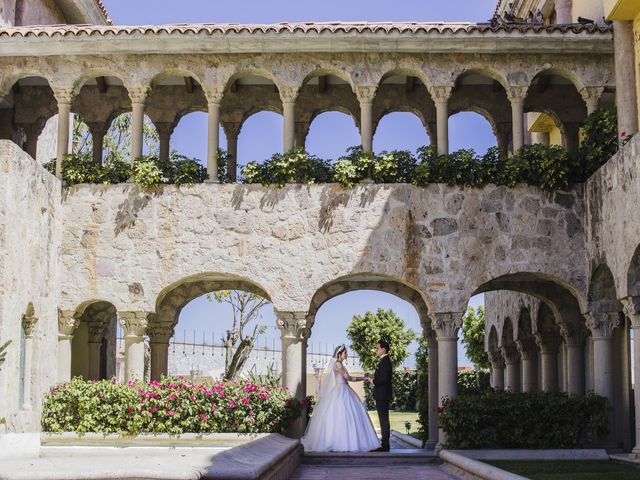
[368,410,421,437]
[486,460,640,480]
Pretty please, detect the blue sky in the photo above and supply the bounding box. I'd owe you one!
[103,0,497,368]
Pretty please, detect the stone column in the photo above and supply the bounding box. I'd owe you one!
[431,311,463,447]
[555,0,572,23]
[295,122,307,150]
[507,86,528,153]
[580,87,604,116]
[563,123,580,152]
[281,86,298,152]
[356,85,377,153]
[53,88,73,179]
[426,332,439,449]
[223,122,241,183]
[586,313,619,402]
[516,337,538,392]
[149,323,174,381]
[57,310,79,383]
[490,351,505,390]
[86,122,107,165]
[560,324,587,395]
[429,86,453,155]
[87,322,106,381]
[277,311,311,438]
[21,304,37,410]
[128,87,149,162]
[205,86,224,182]
[613,21,638,136]
[496,122,512,156]
[155,122,174,163]
[502,345,521,392]
[535,333,561,392]
[119,311,151,382]
[19,123,41,160]
[622,298,640,454]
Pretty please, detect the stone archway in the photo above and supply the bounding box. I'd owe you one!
[150,273,272,381]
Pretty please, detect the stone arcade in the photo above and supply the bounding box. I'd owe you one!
[1,0,640,454]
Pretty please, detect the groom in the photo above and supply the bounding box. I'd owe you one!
[368,340,392,452]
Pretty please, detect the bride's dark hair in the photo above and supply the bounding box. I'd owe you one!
[333,344,347,359]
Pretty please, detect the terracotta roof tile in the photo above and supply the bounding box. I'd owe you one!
[0,21,612,38]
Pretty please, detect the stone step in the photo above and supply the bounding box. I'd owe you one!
[302,449,440,466]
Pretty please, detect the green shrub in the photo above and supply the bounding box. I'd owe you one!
[364,369,418,411]
[241,148,331,187]
[332,146,377,187]
[573,109,619,182]
[439,390,609,449]
[42,376,302,435]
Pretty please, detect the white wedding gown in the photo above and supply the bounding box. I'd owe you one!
[301,359,381,452]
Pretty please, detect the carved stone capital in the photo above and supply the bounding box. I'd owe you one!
[558,322,588,346]
[579,86,604,109]
[52,87,74,105]
[506,85,529,103]
[515,336,538,360]
[87,321,106,343]
[222,121,242,138]
[58,309,79,337]
[276,311,311,341]
[22,303,38,337]
[428,85,453,104]
[585,311,620,339]
[203,84,225,105]
[501,344,520,365]
[118,311,152,337]
[430,312,463,339]
[85,121,109,137]
[148,323,175,343]
[490,350,505,369]
[621,297,640,328]
[355,85,377,105]
[154,121,176,136]
[128,86,151,104]
[279,85,299,104]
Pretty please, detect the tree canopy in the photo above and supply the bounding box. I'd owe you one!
[461,305,490,370]
[346,308,415,372]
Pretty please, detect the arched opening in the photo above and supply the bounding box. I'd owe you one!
[449,111,497,153]
[236,111,283,172]
[147,73,207,164]
[450,70,506,154]
[74,75,129,165]
[373,112,430,153]
[0,76,56,163]
[305,111,359,160]
[221,72,282,172]
[374,72,432,152]
[298,72,358,154]
[307,274,433,442]
[105,111,159,163]
[71,300,118,381]
[151,273,273,381]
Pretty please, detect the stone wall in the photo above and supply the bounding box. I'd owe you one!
[59,182,587,317]
[0,140,61,432]
[585,134,640,298]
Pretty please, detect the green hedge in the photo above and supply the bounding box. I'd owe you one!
[364,369,418,411]
[42,377,301,435]
[439,390,609,449]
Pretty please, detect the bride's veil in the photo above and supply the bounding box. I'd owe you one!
[317,357,338,402]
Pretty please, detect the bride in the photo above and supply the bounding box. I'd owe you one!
[301,344,381,452]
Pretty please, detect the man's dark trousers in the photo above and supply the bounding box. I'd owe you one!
[376,399,391,451]
[373,354,393,451]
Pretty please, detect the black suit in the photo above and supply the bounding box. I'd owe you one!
[373,355,393,450]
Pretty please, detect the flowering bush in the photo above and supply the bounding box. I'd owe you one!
[241,148,331,187]
[42,376,302,435]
